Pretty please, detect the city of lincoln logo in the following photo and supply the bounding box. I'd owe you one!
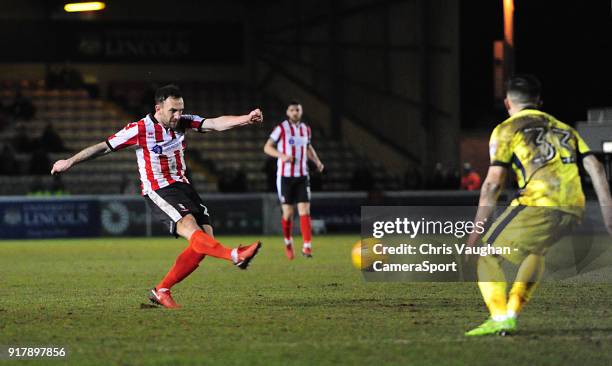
[152,145,163,154]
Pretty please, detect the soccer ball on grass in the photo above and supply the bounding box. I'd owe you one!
[351,238,388,270]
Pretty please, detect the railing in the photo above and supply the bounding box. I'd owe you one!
[1,191,606,239]
[0,191,480,239]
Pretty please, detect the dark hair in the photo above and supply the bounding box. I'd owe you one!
[506,74,541,105]
[155,84,182,104]
[287,100,301,107]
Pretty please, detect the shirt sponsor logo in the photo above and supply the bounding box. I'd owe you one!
[288,138,295,145]
[162,138,182,151]
[152,145,163,154]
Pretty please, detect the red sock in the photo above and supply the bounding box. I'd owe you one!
[281,218,293,243]
[189,230,233,260]
[157,245,205,290]
[299,215,312,245]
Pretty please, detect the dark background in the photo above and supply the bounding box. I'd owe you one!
[461,0,612,128]
[1,0,611,193]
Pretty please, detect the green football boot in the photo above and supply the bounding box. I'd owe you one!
[500,317,517,335]
[465,317,516,336]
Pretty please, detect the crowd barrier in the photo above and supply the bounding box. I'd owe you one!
[0,191,605,239]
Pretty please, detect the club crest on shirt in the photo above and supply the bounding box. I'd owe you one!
[288,138,295,145]
[152,145,163,154]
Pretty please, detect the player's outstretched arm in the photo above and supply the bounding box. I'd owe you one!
[51,141,111,175]
[203,109,263,132]
[466,166,507,247]
[583,155,612,235]
[307,145,324,172]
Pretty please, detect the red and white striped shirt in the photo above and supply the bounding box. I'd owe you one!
[269,120,311,177]
[106,114,205,195]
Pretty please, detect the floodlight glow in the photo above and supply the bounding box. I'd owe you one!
[64,2,106,13]
[503,0,514,46]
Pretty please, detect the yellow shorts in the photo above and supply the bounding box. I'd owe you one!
[482,206,580,264]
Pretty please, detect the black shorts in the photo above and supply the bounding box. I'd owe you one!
[144,182,211,237]
[277,176,310,204]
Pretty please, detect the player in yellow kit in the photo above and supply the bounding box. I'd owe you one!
[464,75,612,336]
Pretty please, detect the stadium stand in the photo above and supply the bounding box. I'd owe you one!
[0,80,401,195]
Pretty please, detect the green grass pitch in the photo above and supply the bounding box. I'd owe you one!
[0,235,611,365]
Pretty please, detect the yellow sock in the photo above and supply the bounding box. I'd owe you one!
[477,255,507,319]
[478,282,507,319]
[507,254,544,317]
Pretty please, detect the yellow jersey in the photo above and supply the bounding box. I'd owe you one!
[489,109,592,216]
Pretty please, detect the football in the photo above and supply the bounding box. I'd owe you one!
[351,238,387,270]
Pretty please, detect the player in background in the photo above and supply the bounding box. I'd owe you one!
[51,85,263,309]
[263,101,324,259]
[464,75,612,336]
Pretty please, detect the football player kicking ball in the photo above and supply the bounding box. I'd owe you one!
[464,75,612,336]
[51,84,263,308]
[263,101,324,259]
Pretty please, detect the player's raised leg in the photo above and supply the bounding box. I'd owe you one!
[177,215,261,270]
[297,202,312,257]
[151,222,210,309]
[154,224,216,299]
[281,204,295,260]
[150,215,261,308]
